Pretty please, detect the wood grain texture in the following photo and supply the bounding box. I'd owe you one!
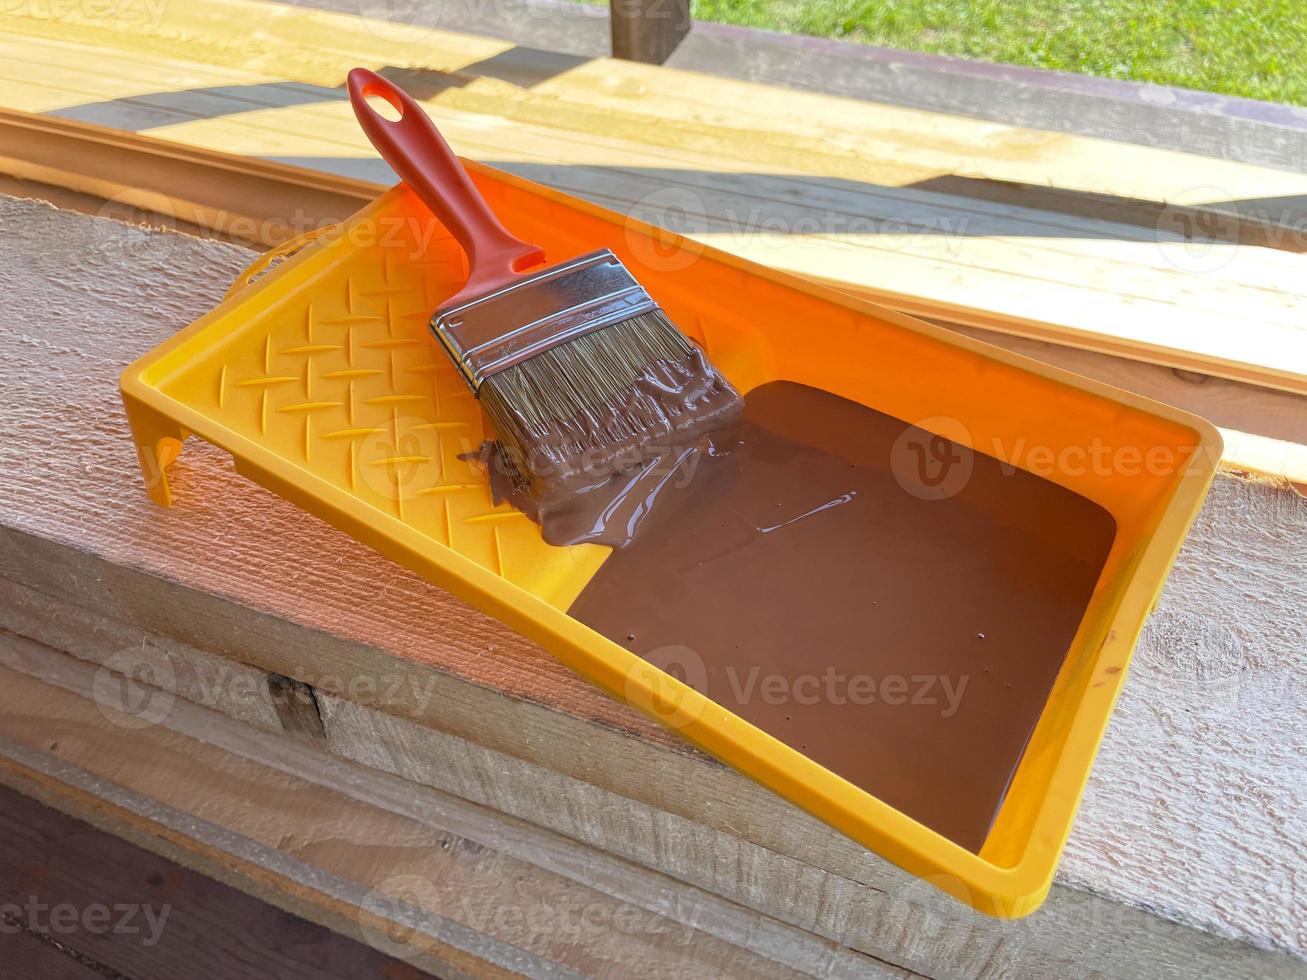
[1064,472,1307,957]
[4,571,1306,979]
[5,108,1304,482]
[2,0,1306,391]
[0,641,899,979]
[0,782,433,980]
[0,107,373,247]
[1,930,119,980]
[1,196,1304,974]
[275,0,1307,172]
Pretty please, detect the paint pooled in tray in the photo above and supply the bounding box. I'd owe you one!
[560,381,1116,852]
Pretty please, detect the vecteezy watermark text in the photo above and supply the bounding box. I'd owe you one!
[630,645,970,727]
[725,665,969,716]
[624,186,973,272]
[0,898,172,947]
[359,872,692,959]
[888,415,1216,502]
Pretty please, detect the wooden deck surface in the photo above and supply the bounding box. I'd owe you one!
[1,0,1305,396]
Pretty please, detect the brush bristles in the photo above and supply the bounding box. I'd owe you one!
[478,310,739,492]
[484,312,690,431]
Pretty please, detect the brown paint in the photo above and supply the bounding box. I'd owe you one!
[478,432,705,550]
[563,382,1115,851]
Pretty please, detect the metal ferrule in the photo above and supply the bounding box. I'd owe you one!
[430,249,658,390]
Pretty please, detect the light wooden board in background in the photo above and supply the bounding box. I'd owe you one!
[1,0,1305,393]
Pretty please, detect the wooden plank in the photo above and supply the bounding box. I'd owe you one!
[6,0,1304,211]
[3,529,1305,979]
[940,322,1307,444]
[0,641,894,979]
[610,0,692,65]
[0,782,431,980]
[4,108,1303,488]
[240,0,1307,174]
[0,108,372,246]
[1,2,1305,393]
[7,40,1296,330]
[1,929,117,980]
[0,195,1304,974]
[3,107,1305,487]
[10,30,1307,289]
[0,668,558,980]
[658,18,1307,172]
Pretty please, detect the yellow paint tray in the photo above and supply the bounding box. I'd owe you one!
[121,165,1221,917]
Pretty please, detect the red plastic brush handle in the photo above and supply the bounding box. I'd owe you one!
[347,68,544,298]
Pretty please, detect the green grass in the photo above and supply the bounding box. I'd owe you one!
[676,0,1307,105]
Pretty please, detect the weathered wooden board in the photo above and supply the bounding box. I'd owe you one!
[0,781,430,979]
[2,0,1306,392]
[4,534,1305,979]
[0,108,372,247]
[4,930,117,980]
[0,193,1304,975]
[0,639,898,979]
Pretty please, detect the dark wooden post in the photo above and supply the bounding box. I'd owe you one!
[610,0,692,64]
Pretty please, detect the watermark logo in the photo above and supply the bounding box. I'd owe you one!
[282,667,443,715]
[1154,185,1242,275]
[883,414,1211,502]
[624,644,709,729]
[357,416,446,502]
[51,194,446,285]
[891,416,974,501]
[23,190,194,281]
[625,187,709,273]
[360,874,445,959]
[725,666,969,717]
[91,648,176,730]
[1154,184,1307,272]
[354,0,437,43]
[623,186,972,272]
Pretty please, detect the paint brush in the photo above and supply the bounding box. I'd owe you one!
[347,68,742,499]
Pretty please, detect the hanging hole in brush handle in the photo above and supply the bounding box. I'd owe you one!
[346,67,545,296]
